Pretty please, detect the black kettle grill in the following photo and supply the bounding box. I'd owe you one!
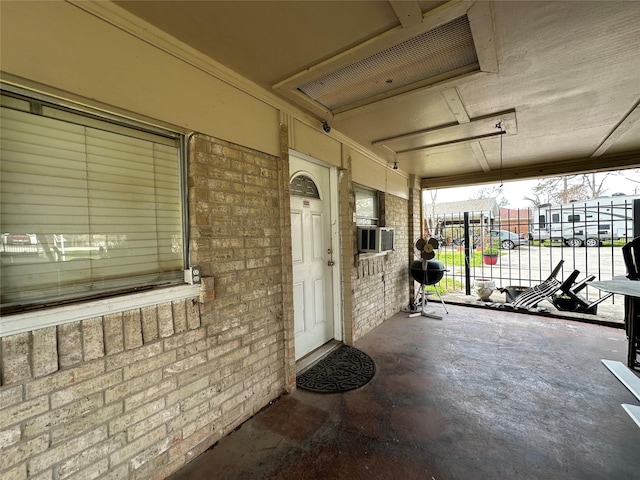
[409,259,448,318]
[410,259,446,286]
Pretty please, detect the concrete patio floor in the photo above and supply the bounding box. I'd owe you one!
[167,304,640,480]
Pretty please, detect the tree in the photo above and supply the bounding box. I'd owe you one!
[473,185,508,206]
[614,168,640,193]
[523,191,543,208]
[528,175,593,205]
[525,169,640,206]
[581,172,610,198]
[424,189,438,236]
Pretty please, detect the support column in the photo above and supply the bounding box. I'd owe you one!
[407,174,422,308]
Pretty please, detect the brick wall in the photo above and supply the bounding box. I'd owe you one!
[0,134,291,480]
[0,132,416,479]
[351,193,410,341]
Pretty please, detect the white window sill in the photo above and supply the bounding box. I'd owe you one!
[0,284,201,337]
[357,251,393,260]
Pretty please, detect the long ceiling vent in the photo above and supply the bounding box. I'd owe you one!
[297,15,478,112]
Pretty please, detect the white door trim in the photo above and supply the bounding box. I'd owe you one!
[289,150,343,344]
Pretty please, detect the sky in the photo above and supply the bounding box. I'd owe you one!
[425,169,640,208]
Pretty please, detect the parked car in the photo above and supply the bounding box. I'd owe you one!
[489,229,527,249]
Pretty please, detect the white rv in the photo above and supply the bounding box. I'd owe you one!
[530,194,640,247]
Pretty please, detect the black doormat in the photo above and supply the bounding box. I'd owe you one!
[296,345,376,393]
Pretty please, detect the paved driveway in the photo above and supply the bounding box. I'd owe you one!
[481,243,627,283]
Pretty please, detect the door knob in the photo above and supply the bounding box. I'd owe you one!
[327,260,335,266]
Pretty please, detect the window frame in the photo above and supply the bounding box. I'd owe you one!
[0,85,197,332]
[355,185,380,227]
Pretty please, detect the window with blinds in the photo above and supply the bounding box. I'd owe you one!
[0,90,185,313]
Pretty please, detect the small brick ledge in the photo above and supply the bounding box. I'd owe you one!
[0,298,202,387]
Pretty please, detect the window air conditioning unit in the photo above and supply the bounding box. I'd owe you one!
[357,227,395,253]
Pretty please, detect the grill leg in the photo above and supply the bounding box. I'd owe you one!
[433,286,449,314]
[409,283,442,319]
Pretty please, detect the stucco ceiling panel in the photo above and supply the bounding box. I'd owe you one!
[109,0,640,186]
[114,0,400,85]
[400,144,479,178]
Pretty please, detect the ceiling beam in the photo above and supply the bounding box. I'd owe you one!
[396,131,505,154]
[372,110,516,151]
[442,87,471,123]
[420,151,640,189]
[470,142,491,172]
[591,98,640,157]
[443,87,491,172]
[468,1,498,73]
[389,1,423,28]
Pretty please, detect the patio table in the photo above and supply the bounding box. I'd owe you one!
[588,278,640,371]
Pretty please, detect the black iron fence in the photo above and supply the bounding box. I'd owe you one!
[423,198,640,320]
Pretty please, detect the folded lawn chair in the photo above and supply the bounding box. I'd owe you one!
[504,260,567,310]
[552,270,612,315]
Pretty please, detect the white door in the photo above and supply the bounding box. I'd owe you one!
[290,155,335,360]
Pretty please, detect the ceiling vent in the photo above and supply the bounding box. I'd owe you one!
[296,15,478,113]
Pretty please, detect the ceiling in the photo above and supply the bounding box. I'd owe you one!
[114,0,640,189]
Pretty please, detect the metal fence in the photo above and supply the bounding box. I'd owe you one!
[424,198,640,320]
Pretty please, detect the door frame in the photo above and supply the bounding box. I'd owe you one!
[289,150,343,345]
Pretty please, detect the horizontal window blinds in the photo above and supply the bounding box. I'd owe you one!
[1,100,183,311]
